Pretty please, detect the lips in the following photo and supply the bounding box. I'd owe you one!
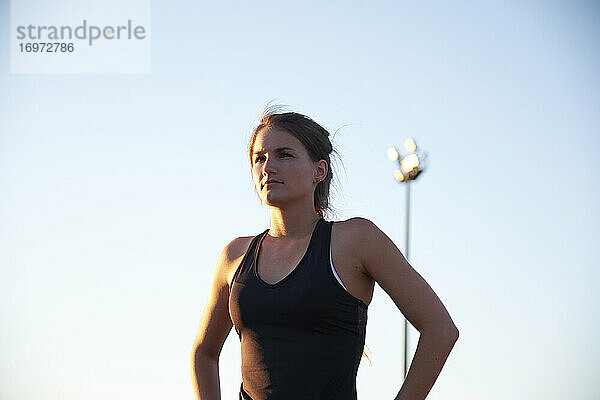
[263,179,283,188]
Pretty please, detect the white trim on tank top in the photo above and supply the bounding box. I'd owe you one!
[330,246,348,291]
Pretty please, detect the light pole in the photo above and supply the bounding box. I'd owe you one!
[387,138,427,380]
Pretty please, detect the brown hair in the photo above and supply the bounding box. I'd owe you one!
[248,106,338,219]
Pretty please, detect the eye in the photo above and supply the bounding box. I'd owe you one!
[254,155,265,163]
[281,152,292,158]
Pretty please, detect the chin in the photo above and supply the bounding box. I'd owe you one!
[263,195,283,207]
[262,191,292,208]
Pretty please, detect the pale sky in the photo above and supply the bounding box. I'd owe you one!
[1,1,598,399]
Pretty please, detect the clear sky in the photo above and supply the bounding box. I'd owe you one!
[1,1,598,399]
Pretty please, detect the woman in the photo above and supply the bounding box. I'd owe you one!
[191,108,459,400]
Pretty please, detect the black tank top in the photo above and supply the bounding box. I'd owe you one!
[228,218,368,400]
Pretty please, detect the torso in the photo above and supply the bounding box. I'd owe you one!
[226,219,375,307]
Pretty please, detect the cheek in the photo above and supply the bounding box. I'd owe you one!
[251,167,261,186]
[297,165,314,182]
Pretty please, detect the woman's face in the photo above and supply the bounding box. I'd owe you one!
[251,127,323,209]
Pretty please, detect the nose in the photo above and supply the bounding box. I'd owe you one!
[262,154,277,175]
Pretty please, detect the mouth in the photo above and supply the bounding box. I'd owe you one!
[263,180,283,189]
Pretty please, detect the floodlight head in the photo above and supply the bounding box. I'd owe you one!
[394,169,405,182]
[387,147,400,161]
[404,138,416,153]
[400,153,420,173]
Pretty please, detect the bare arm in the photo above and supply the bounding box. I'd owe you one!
[394,331,458,400]
[190,237,250,400]
[191,351,222,400]
[351,218,459,400]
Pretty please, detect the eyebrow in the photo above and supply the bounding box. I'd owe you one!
[253,147,296,155]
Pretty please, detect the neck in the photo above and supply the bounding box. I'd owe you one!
[268,205,321,240]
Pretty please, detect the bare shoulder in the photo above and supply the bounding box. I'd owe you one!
[221,236,255,262]
[334,217,391,277]
[333,217,378,235]
[332,217,382,247]
[217,235,255,288]
[331,217,381,277]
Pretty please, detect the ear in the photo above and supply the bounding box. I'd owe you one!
[314,159,328,182]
